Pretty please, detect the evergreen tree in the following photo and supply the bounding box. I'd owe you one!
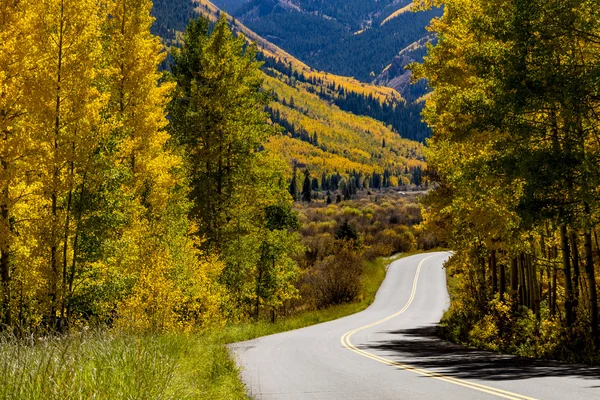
[169,15,273,249]
[301,169,312,202]
[311,177,320,192]
[321,172,328,191]
[335,220,359,248]
[169,15,301,317]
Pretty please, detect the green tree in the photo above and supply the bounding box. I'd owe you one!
[169,15,273,250]
[335,220,359,245]
[414,0,600,351]
[301,169,312,203]
[169,15,301,319]
[289,166,299,201]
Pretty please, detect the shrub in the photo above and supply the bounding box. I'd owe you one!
[312,248,363,308]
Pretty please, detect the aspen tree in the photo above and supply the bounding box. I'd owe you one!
[0,0,38,328]
[28,0,108,328]
[104,0,177,207]
[414,0,600,350]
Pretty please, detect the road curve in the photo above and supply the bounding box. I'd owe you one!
[231,252,600,399]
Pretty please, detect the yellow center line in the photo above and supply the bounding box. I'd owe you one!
[340,255,537,400]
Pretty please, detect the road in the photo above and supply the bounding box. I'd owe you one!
[231,252,600,399]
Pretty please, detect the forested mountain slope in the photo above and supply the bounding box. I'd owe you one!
[211,0,439,139]
[230,0,443,84]
[151,0,427,185]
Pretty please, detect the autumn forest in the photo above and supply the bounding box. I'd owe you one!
[1,0,600,398]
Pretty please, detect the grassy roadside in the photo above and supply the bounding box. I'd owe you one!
[212,253,402,345]
[0,252,426,400]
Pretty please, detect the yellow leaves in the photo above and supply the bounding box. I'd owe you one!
[0,0,225,332]
[116,210,226,332]
[262,74,424,180]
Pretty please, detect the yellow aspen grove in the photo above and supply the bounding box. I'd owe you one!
[27,0,108,329]
[104,0,177,208]
[0,0,37,329]
[104,0,224,330]
[414,0,600,357]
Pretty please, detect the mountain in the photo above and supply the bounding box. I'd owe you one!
[151,0,427,185]
[230,0,442,83]
[373,36,433,103]
[210,0,249,13]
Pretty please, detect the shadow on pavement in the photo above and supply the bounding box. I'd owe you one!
[359,326,600,382]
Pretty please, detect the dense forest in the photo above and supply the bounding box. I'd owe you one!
[235,0,443,83]
[259,53,431,142]
[151,0,199,41]
[416,0,600,362]
[0,0,429,337]
[0,0,306,333]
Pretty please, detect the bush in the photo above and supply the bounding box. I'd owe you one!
[311,248,364,308]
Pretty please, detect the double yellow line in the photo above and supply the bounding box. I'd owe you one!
[340,255,537,400]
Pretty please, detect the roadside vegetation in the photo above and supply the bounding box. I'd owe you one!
[0,3,436,397]
[0,251,413,400]
[414,0,600,363]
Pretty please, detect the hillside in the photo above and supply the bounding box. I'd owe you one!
[230,0,442,84]
[262,73,425,182]
[151,0,427,185]
[215,0,442,141]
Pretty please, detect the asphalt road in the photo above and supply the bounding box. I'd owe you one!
[231,252,600,399]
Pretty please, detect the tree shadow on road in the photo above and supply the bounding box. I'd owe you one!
[360,326,600,382]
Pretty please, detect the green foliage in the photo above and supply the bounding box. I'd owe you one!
[335,220,359,244]
[289,167,299,201]
[168,15,303,321]
[0,331,245,399]
[264,204,300,231]
[169,15,272,249]
[415,0,600,361]
[301,169,312,203]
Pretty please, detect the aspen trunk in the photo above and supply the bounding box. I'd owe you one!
[60,157,74,324]
[0,242,10,328]
[491,250,498,296]
[49,0,65,330]
[499,263,506,301]
[0,177,11,327]
[571,232,580,322]
[561,225,574,327]
[585,231,598,345]
[519,253,527,307]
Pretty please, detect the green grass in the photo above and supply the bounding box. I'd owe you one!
[0,331,246,400]
[0,252,429,400]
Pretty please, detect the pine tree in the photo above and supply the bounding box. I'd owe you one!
[169,15,273,249]
[169,16,301,317]
[301,169,312,203]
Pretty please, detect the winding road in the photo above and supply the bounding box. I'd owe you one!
[231,252,600,399]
